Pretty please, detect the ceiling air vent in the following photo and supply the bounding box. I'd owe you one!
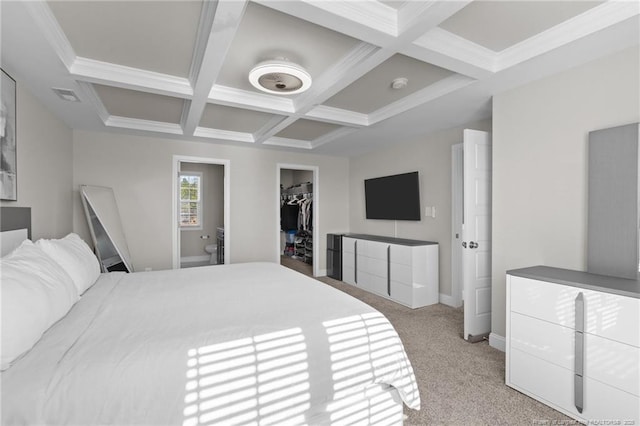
[52,88,81,102]
[248,59,312,95]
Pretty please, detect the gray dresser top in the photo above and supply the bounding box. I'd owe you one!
[507,265,640,299]
[343,233,438,247]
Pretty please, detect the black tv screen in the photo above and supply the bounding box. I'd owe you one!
[365,171,421,220]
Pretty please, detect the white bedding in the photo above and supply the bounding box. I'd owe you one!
[1,262,419,425]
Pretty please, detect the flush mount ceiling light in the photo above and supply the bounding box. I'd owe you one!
[248,59,312,95]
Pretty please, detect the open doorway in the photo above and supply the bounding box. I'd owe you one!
[277,164,319,277]
[172,156,230,269]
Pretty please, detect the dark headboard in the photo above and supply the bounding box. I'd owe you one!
[0,206,31,239]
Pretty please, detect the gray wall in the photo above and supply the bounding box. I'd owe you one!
[349,119,492,298]
[72,130,350,271]
[180,163,224,258]
[491,46,640,339]
[0,84,73,239]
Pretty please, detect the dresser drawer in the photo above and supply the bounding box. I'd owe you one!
[389,244,412,266]
[342,266,355,285]
[359,271,386,296]
[362,256,387,279]
[510,312,574,370]
[584,291,640,347]
[360,240,388,260]
[390,262,412,285]
[390,280,413,307]
[509,275,640,346]
[510,312,639,396]
[342,251,354,269]
[342,237,356,254]
[586,332,639,396]
[509,348,640,422]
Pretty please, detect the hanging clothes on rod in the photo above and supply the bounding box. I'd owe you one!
[280,182,313,264]
[280,183,313,232]
[297,194,312,231]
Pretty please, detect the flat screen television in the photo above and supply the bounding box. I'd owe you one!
[364,171,421,220]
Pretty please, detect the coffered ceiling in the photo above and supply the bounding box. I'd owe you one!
[1,1,638,157]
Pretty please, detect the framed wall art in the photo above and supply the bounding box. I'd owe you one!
[1,69,17,201]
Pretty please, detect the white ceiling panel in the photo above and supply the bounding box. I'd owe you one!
[439,1,604,52]
[324,54,454,114]
[48,1,202,77]
[200,103,284,133]
[94,84,184,124]
[276,119,342,141]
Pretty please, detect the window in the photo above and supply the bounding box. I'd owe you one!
[179,172,202,229]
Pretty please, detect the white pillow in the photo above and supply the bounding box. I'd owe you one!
[1,240,79,370]
[36,233,101,295]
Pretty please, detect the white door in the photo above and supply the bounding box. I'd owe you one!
[451,143,464,307]
[462,129,492,342]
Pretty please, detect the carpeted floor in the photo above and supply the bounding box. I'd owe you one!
[280,256,572,425]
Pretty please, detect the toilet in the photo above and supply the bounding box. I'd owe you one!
[204,244,218,265]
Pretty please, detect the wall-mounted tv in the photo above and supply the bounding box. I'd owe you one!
[364,171,421,221]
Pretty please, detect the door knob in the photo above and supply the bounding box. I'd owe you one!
[469,241,478,249]
[462,242,467,248]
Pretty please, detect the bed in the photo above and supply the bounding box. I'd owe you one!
[0,210,420,425]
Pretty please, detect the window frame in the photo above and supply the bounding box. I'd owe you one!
[179,171,203,231]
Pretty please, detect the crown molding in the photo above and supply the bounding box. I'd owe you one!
[209,85,295,115]
[24,1,76,69]
[252,0,394,48]
[193,127,254,143]
[397,0,470,40]
[311,127,359,149]
[253,116,299,144]
[105,116,183,135]
[305,105,369,127]
[413,28,497,73]
[252,116,290,143]
[70,57,193,98]
[369,73,475,125]
[182,0,248,136]
[76,81,110,123]
[497,1,640,71]
[400,44,494,81]
[188,0,218,85]
[180,99,193,133]
[293,42,383,112]
[299,0,398,37]
[263,137,313,150]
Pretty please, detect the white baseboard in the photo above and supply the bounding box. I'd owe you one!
[439,293,462,307]
[180,255,210,263]
[489,333,505,352]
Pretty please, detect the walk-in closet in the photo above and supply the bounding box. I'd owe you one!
[280,168,313,273]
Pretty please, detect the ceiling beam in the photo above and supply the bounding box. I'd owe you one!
[182,0,249,136]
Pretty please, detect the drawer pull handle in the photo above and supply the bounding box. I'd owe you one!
[354,241,358,284]
[574,292,584,413]
[387,245,391,296]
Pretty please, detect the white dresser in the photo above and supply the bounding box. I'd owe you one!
[341,234,438,308]
[506,266,640,423]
